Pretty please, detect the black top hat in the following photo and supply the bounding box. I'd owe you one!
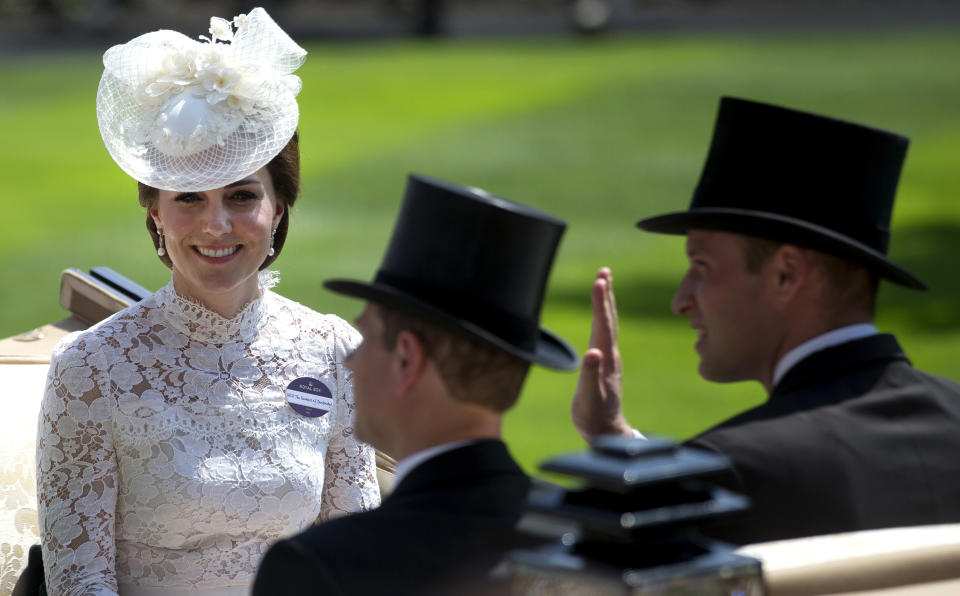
[324,174,579,371]
[637,97,926,290]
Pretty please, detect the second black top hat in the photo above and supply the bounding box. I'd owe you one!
[637,97,926,290]
[325,174,579,371]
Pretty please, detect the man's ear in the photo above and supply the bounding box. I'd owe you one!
[769,244,811,303]
[392,329,428,394]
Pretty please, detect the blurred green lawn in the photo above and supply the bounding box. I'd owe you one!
[2,29,959,474]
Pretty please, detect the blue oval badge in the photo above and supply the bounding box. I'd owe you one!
[285,377,333,418]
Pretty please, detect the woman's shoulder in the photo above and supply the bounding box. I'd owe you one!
[267,291,360,347]
[51,299,154,361]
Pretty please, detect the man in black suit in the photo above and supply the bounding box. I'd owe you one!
[253,174,577,595]
[572,97,960,545]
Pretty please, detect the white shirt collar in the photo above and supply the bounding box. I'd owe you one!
[772,323,878,388]
[393,439,477,487]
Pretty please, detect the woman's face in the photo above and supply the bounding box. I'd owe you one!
[150,167,284,314]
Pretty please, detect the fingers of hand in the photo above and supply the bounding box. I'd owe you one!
[594,277,619,354]
[605,271,619,332]
[588,280,608,356]
[577,348,603,396]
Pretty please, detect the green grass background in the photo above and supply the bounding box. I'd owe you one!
[2,28,959,475]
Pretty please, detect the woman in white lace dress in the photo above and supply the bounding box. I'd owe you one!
[36,8,380,596]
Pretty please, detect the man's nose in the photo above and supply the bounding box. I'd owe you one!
[671,272,694,315]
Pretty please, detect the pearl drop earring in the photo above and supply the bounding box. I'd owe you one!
[268,228,276,257]
[157,228,166,257]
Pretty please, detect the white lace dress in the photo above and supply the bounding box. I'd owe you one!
[36,280,380,596]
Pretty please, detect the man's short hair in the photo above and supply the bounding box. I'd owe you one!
[378,306,531,413]
[742,236,782,275]
[740,235,878,319]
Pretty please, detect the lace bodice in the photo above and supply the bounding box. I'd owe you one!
[36,280,380,596]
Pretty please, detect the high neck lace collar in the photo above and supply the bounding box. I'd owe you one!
[155,281,269,345]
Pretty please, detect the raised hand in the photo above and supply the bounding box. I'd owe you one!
[571,267,634,443]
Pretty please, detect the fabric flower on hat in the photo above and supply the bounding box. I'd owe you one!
[206,16,235,43]
[126,14,278,156]
[233,12,250,30]
[137,50,199,108]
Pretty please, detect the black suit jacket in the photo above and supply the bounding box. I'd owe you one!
[688,334,960,545]
[252,439,531,596]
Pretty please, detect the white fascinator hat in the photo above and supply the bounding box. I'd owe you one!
[97,7,306,192]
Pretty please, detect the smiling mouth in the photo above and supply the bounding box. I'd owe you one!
[196,246,240,258]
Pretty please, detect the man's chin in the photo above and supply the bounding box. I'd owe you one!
[355,420,386,453]
[354,420,373,446]
[698,360,740,384]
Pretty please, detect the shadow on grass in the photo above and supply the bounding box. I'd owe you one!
[881,222,960,333]
[549,222,960,333]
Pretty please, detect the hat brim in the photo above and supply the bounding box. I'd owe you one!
[324,279,580,371]
[637,208,927,290]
